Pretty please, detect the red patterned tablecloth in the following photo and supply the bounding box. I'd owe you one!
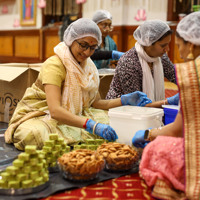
[41,173,155,200]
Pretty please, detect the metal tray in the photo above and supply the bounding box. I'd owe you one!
[0,180,50,196]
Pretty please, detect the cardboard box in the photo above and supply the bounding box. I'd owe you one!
[98,69,114,99]
[0,63,41,122]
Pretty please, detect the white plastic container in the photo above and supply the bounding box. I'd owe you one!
[108,106,164,146]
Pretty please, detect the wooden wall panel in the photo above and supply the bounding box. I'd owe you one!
[0,36,13,56]
[0,23,181,64]
[44,35,60,59]
[15,36,40,58]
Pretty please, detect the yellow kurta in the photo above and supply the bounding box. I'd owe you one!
[5,55,109,150]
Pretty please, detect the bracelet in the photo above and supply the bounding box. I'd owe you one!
[92,123,98,135]
[147,127,162,141]
[83,118,89,129]
[147,129,153,141]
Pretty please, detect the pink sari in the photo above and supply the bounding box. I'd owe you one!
[139,57,200,200]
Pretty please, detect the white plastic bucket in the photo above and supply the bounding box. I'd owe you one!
[108,106,164,146]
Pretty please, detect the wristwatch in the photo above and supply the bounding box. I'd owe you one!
[144,129,149,140]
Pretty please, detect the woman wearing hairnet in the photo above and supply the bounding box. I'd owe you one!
[132,12,200,200]
[106,20,176,105]
[91,10,124,69]
[4,18,151,151]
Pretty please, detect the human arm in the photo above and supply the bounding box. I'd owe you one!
[44,84,86,128]
[132,112,183,148]
[144,93,179,108]
[90,49,124,60]
[45,84,118,141]
[92,91,152,110]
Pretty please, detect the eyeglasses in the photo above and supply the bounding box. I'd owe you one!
[75,41,98,51]
[99,23,113,32]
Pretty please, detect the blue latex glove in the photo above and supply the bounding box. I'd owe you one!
[132,130,150,148]
[112,50,124,60]
[121,91,152,106]
[167,93,179,105]
[85,119,118,141]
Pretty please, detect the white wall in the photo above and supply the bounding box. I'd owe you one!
[0,0,42,30]
[0,0,168,30]
[83,0,168,25]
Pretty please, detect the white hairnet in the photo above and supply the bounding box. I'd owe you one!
[63,18,102,46]
[133,20,170,46]
[92,10,112,24]
[176,12,200,45]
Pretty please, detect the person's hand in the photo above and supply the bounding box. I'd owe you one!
[121,91,152,106]
[112,50,124,60]
[167,93,179,105]
[132,130,150,148]
[85,119,118,141]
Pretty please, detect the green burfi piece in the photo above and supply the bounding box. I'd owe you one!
[43,173,49,182]
[95,139,105,145]
[0,179,7,188]
[36,162,44,170]
[87,145,96,150]
[6,166,19,175]
[65,146,71,152]
[49,162,56,167]
[16,173,28,181]
[18,152,30,161]
[80,144,87,149]
[54,145,61,151]
[86,139,95,144]
[30,158,38,166]
[44,140,55,147]
[42,146,52,152]
[25,145,37,154]
[22,179,33,188]
[1,172,10,180]
[39,169,46,176]
[8,180,20,189]
[56,138,64,145]
[73,145,81,150]
[52,150,59,157]
[30,171,39,179]
[13,159,24,168]
[49,134,58,140]
[23,166,31,173]
[35,177,43,186]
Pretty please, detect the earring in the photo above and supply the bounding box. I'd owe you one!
[187,48,194,60]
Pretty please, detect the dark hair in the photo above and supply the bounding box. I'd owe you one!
[152,30,173,45]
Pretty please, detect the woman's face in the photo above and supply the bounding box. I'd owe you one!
[175,36,191,61]
[70,36,98,63]
[97,19,113,38]
[144,34,171,58]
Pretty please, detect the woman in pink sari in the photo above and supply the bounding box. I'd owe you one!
[132,12,200,200]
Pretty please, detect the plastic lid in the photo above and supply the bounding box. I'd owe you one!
[108,106,164,119]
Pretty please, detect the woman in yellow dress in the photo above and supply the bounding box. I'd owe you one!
[5,18,151,151]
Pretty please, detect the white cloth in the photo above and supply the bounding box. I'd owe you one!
[54,42,99,115]
[135,42,165,101]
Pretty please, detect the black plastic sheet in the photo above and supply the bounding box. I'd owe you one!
[0,125,139,200]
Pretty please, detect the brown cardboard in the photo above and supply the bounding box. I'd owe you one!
[0,63,41,123]
[0,64,29,122]
[99,74,113,99]
[98,69,115,99]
